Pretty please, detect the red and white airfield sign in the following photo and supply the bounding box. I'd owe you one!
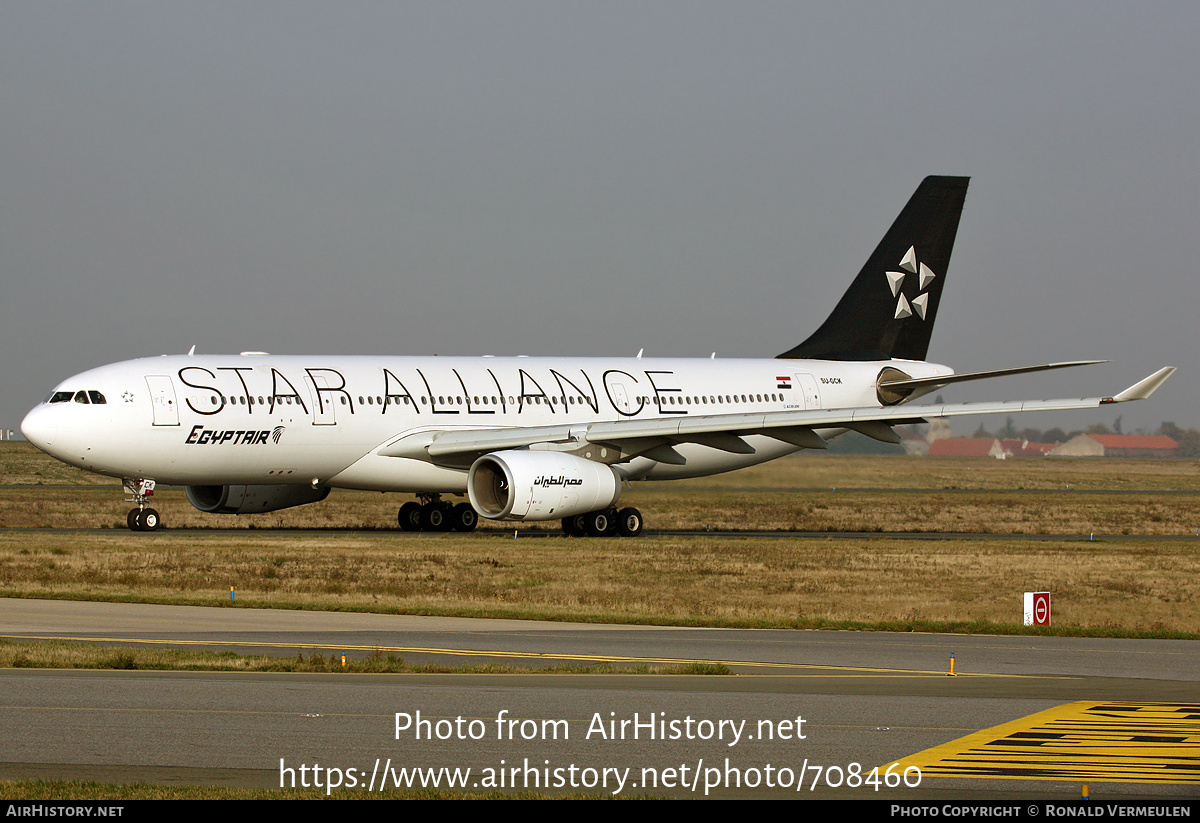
[1023,591,1051,626]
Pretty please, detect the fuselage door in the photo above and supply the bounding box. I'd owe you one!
[609,382,631,415]
[145,375,180,426]
[794,373,821,410]
[307,373,339,426]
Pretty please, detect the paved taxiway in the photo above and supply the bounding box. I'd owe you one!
[1,598,1197,799]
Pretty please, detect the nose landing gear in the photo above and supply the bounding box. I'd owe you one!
[123,478,162,531]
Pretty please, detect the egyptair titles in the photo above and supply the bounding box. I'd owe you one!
[532,475,585,488]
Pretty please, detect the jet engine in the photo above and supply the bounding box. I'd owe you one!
[185,484,331,514]
[468,450,621,521]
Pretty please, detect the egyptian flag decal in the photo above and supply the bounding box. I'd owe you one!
[776,376,792,390]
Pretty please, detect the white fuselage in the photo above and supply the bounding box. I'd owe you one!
[20,353,951,491]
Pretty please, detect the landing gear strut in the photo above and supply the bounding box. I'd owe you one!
[123,478,161,532]
[398,494,478,533]
[562,507,643,538]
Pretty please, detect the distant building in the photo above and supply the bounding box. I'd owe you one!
[1048,434,1179,458]
[902,418,953,456]
[925,418,954,445]
[999,439,1056,458]
[927,437,1010,459]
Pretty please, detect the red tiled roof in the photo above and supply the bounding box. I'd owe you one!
[928,438,1001,457]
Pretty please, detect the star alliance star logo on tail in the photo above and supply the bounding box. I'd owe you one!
[885,246,936,320]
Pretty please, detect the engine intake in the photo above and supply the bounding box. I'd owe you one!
[468,450,621,522]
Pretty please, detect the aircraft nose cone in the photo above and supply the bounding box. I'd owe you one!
[20,406,56,449]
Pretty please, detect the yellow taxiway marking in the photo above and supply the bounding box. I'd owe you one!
[891,701,1200,784]
[4,633,1015,677]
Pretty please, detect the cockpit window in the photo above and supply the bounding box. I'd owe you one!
[74,391,90,404]
[88,391,106,404]
[49,391,74,404]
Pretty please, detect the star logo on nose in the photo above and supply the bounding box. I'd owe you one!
[885,246,936,320]
[122,391,134,403]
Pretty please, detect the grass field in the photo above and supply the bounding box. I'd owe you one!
[1,442,1198,634]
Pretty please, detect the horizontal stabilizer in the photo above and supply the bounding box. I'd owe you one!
[878,360,1105,392]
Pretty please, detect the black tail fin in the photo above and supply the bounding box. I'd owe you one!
[778,175,969,362]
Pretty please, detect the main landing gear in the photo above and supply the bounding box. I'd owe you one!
[398,494,478,533]
[396,496,642,537]
[562,507,643,538]
[123,478,162,532]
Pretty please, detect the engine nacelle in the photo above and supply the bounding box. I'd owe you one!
[185,484,331,514]
[468,450,621,522]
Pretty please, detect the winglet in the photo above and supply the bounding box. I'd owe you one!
[1108,367,1176,403]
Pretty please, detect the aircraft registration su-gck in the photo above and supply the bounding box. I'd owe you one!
[21,177,1174,535]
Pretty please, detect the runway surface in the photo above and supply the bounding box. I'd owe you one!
[1,598,1197,799]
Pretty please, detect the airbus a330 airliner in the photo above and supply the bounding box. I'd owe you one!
[21,177,1174,535]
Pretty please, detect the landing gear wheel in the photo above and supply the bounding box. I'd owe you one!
[421,503,452,532]
[450,503,478,532]
[616,507,643,537]
[584,508,617,537]
[562,515,586,537]
[127,509,142,531]
[398,502,422,532]
[137,508,161,531]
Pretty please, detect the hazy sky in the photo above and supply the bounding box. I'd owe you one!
[3,2,1197,438]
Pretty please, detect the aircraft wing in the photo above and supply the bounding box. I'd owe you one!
[378,367,1175,468]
